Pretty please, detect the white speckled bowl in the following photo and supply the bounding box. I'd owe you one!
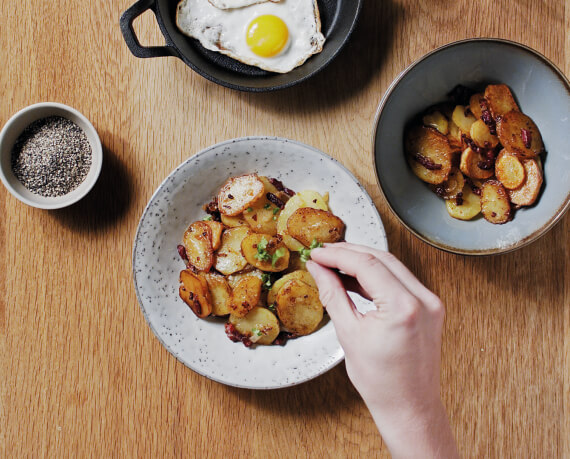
[0,102,103,209]
[133,137,387,389]
[373,39,570,255]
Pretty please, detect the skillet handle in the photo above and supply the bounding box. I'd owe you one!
[120,0,177,58]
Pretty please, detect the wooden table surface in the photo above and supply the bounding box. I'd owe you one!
[1,0,569,457]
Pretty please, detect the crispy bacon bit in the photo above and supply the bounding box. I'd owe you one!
[465,177,481,196]
[434,185,446,198]
[413,152,442,170]
[177,244,188,262]
[462,134,485,155]
[266,192,285,209]
[203,198,221,221]
[479,98,497,135]
[477,160,494,170]
[269,177,295,196]
[227,194,234,200]
[521,128,532,149]
[225,323,252,347]
[273,331,298,346]
[455,192,464,206]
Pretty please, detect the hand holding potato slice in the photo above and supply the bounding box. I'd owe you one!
[179,269,212,318]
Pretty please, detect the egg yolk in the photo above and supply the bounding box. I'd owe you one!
[246,15,289,58]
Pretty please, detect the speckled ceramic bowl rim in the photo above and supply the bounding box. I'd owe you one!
[132,136,386,389]
[0,102,103,209]
[371,38,570,256]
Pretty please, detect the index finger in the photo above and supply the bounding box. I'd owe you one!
[309,246,415,311]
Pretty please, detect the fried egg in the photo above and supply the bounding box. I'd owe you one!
[208,0,281,10]
[176,0,325,73]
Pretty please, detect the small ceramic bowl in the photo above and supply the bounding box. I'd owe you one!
[0,102,103,209]
[373,38,570,255]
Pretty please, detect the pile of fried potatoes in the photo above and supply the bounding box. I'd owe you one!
[178,174,345,346]
[405,84,545,224]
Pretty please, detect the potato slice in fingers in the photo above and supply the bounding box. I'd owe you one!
[484,84,519,119]
[229,307,280,345]
[268,270,317,306]
[203,220,224,250]
[217,174,265,216]
[287,207,345,247]
[201,272,231,316]
[508,158,543,206]
[405,125,453,185]
[276,279,324,336]
[214,226,251,275]
[495,149,525,190]
[229,276,262,318]
[459,147,494,180]
[470,119,499,149]
[451,105,477,134]
[445,185,481,220]
[179,269,212,318]
[481,180,512,224]
[182,221,214,271]
[431,168,465,199]
[496,110,544,159]
[469,93,485,119]
[241,233,290,272]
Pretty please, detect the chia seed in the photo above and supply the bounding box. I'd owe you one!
[10,116,92,197]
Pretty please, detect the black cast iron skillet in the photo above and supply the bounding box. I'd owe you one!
[120,0,362,92]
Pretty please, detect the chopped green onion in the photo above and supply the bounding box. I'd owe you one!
[202,215,213,221]
[271,247,286,267]
[254,237,271,262]
[299,239,323,262]
[261,273,272,290]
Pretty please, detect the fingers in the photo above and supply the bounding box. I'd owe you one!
[306,261,361,330]
[310,246,414,313]
[323,242,443,311]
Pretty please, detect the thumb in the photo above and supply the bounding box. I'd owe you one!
[306,260,360,334]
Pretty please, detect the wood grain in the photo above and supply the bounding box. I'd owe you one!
[1,0,568,457]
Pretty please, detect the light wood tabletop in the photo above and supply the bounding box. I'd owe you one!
[1,0,569,457]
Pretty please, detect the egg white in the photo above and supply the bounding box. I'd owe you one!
[208,0,281,10]
[176,0,325,73]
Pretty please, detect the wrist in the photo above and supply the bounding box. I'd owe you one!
[368,399,459,459]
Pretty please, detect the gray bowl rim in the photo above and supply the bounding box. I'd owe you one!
[371,37,570,256]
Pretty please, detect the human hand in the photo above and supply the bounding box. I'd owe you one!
[306,243,458,458]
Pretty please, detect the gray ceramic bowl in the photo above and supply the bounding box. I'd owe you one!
[373,38,570,255]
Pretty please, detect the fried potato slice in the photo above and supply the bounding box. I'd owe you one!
[451,105,477,134]
[241,233,290,272]
[242,178,286,235]
[422,110,449,135]
[469,93,485,119]
[447,120,463,149]
[430,168,465,199]
[277,191,329,251]
[182,221,214,271]
[201,272,231,316]
[229,306,280,345]
[214,226,251,275]
[459,147,494,180]
[268,270,317,306]
[507,158,543,206]
[227,268,264,290]
[496,110,544,159]
[495,149,525,190]
[229,276,262,318]
[445,185,481,220]
[276,279,323,336]
[217,174,265,216]
[179,269,212,318]
[287,207,345,247]
[405,125,453,185]
[220,213,248,228]
[484,84,519,119]
[203,220,224,250]
[470,119,499,149]
[481,180,511,224]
